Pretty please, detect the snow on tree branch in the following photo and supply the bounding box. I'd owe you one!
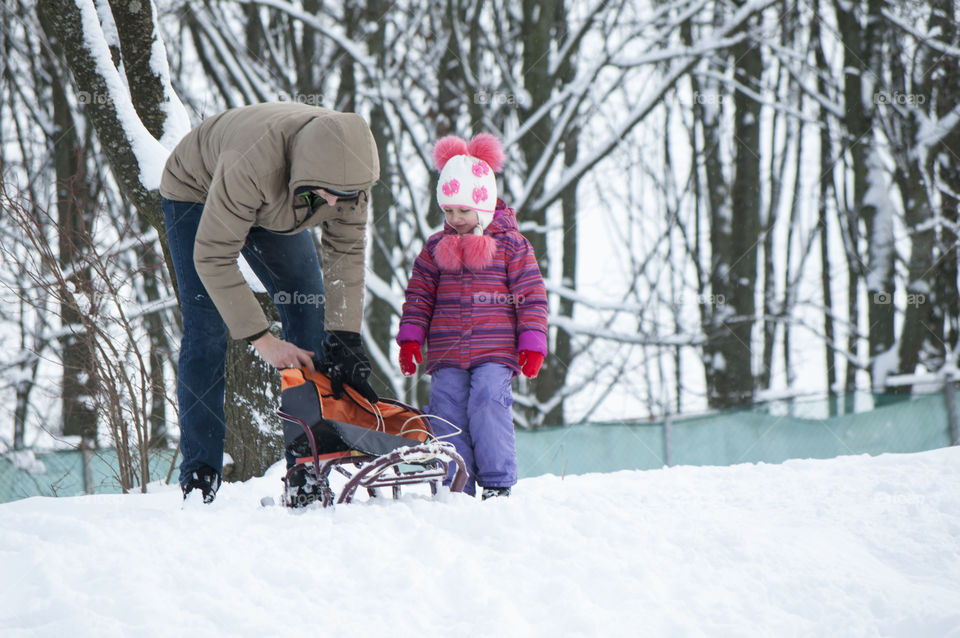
[73,0,169,188]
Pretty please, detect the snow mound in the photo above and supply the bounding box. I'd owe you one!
[2,448,959,637]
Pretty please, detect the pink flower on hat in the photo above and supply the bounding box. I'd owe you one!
[472,161,490,177]
[442,179,460,197]
[472,186,488,204]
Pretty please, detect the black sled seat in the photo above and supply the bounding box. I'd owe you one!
[278,367,467,507]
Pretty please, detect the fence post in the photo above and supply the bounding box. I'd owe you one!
[944,372,959,446]
[663,413,673,467]
[80,440,94,494]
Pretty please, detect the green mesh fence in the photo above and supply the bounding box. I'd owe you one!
[0,448,179,503]
[2,391,956,503]
[517,391,956,478]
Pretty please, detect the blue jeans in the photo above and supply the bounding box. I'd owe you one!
[427,363,516,496]
[163,198,327,485]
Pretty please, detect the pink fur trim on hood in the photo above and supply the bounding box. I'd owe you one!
[434,234,497,272]
[434,234,462,271]
[462,234,497,270]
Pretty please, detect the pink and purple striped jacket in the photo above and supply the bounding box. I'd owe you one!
[397,200,548,375]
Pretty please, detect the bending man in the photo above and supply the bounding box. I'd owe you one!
[159,102,379,503]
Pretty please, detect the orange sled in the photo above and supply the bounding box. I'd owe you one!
[278,366,467,507]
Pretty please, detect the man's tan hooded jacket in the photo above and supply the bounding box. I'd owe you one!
[159,103,379,340]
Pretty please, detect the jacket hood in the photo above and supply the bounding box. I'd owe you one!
[289,111,380,201]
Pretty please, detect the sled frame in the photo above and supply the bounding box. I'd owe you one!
[278,409,467,508]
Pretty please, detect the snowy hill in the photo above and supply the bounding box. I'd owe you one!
[2,448,959,637]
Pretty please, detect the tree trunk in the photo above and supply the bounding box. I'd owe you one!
[890,55,934,380]
[760,13,787,391]
[334,1,358,113]
[39,10,98,442]
[364,0,398,401]
[223,295,283,481]
[542,0,579,426]
[892,0,960,381]
[519,0,559,426]
[930,0,960,369]
[109,0,169,139]
[812,2,838,398]
[138,213,170,448]
[835,0,892,390]
[685,6,733,406]
[37,0,161,221]
[297,0,323,94]
[708,2,762,408]
[112,0,175,437]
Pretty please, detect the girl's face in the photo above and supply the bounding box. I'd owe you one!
[443,206,479,235]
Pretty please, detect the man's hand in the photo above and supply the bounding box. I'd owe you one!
[251,332,315,371]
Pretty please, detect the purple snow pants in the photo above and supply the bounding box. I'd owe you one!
[427,363,517,497]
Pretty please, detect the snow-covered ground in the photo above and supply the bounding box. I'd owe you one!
[2,447,959,637]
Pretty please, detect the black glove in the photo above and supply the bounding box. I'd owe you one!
[322,331,379,404]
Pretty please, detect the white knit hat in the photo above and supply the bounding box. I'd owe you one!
[434,133,505,231]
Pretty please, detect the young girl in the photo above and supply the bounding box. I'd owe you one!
[396,133,548,499]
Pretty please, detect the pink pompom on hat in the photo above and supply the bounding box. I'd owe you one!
[434,133,505,231]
